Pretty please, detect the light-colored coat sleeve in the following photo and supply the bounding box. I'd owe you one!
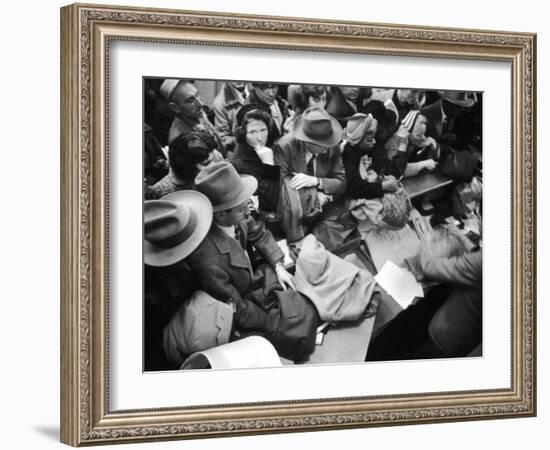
[420,250,482,287]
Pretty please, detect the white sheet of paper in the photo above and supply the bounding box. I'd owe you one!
[374,260,424,309]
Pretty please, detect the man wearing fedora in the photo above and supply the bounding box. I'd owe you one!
[421,90,479,151]
[186,161,295,332]
[274,106,346,206]
[143,190,215,369]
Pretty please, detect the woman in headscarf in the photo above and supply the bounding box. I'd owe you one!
[384,110,440,178]
[341,113,400,199]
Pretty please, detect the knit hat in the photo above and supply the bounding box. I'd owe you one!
[343,113,375,145]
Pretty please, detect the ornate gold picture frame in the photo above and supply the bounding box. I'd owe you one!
[60,3,536,446]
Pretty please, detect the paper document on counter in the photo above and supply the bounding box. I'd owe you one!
[374,260,424,309]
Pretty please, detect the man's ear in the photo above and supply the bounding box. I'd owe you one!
[213,210,225,222]
[168,102,181,115]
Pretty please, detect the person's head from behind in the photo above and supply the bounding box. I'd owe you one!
[169,131,219,182]
[295,85,328,113]
[252,82,279,105]
[236,108,272,149]
[362,100,396,142]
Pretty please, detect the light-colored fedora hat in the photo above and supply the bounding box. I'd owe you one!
[439,91,477,108]
[292,106,343,147]
[144,190,212,267]
[159,78,182,102]
[195,161,258,212]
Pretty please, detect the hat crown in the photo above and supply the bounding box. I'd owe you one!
[144,200,197,249]
[301,106,335,141]
[440,90,476,107]
[159,79,181,102]
[195,161,254,211]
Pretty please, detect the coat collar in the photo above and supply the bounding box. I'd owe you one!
[235,143,262,163]
[209,224,252,271]
[221,83,245,108]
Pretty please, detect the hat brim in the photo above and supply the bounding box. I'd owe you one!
[144,190,213,267]
[440,93,476,108]
[292,113,343,147]
[211,175,258,212]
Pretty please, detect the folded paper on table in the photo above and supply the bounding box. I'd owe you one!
[374,260,424,309]
[180,336,283,370]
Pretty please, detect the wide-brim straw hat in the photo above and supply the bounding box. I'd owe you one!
[144,190,212,267]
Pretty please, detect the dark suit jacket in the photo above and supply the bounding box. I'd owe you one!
[423,250,482,356]
[273,133,346,195]
[229,143,281,212]
[341,142,384,199]
[421,99,481,153]
[421,99,446,141]
[186,216,284,331]
[325,89,358,128]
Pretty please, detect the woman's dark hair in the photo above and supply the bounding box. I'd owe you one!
[235,107,273,145]
[294,85,328,113]
[362,100,398,142]
[168,131,217,180]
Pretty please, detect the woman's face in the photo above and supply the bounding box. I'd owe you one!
[307,92,327,109]
[358,119,378,151]
[245,119,269,148]
[409,118,427,146]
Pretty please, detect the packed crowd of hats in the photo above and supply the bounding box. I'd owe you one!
[144,80,483,370]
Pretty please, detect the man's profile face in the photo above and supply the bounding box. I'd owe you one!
[222,201,251,226]
[398,89,419,105]
[253,84,278,105]
[340,86,360,102]
[171,82,203,120]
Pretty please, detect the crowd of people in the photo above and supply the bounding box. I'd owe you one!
[143,79,483,371]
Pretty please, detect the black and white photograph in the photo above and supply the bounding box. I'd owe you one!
[143,79,483,371]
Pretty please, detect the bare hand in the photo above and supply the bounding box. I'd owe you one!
[382,176,399,193]
[317,191,333,208]
[421,137,437,150]
[212,149,224,163]
[423,159,438,171]
[254,145,274,165]
[289,173,318,190]
[275,263,296,290]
